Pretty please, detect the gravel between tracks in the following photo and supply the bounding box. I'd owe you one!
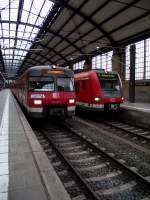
[68,117,150,178]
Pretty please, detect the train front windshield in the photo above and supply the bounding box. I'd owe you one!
[29,77,74,92]
[98,74,121,98]
[29,77,55,91]
[57,78,74,92]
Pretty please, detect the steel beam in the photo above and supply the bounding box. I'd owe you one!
[57,0,114,43]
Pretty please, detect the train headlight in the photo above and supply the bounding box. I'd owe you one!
[31,94,45,99]
[94,97,101,101]
[34,100,42,105]
[69,99,75,104]
[121,97,124,101]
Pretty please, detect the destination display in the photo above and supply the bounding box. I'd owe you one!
[46,70,64,75]
[97,73,118,79]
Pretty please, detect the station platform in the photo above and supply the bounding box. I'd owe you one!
[0,89,71,200]
[122,101,150,113]
[120,101,150,127]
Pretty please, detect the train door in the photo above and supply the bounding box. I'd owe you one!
[80,79,92,104]
[24,79,28,107]
[75,80,80,102]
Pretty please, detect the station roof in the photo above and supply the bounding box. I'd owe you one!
[0,0,150,78]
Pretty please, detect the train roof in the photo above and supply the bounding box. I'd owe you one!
[27,65,72,72]
[23,65,74,77]
[75,70,119,77]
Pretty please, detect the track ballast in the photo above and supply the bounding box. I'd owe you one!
[33,118,150,200]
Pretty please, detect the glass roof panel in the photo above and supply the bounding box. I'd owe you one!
[33,0,44,12]
[10,30,16,37]
[3,55,10,59]
[21,10,29,23]
[10,39,15,47]
[32,27,39,34]
[10,9,18,21]
[9,49,14,55]
[0,29,2,36]
[26,43,31,49]
[16,40,22,46]
[4,49,9,54]
[22,51,26,56]
[11,0,19,10]
[1,49,5,54]
[0,0,54,77]
[1,9,9,20]
[28,13,37,25]
[3,39,9,46]
[10,24,16,31]
[23,0,32,12]
[40,0,53,18]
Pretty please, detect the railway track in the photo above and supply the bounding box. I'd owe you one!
[33,119,150,200]
[67,117,150,182]
[97,119,150,148]
[35,128,93,200]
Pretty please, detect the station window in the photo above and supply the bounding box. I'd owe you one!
[146,39,150,79]
[125,45,130,80]
[73,60,85,70]
[125,38,150,80]
[92,51,113,71]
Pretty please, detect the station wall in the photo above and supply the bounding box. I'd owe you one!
[124,81,150,102]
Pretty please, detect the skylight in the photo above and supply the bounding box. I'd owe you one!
[0,0,54,78]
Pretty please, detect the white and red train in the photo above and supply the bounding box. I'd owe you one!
[74,69,124,111]
[12,66,76,118]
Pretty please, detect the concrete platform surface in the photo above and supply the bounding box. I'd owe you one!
[122,101,150,113]
[120,101,150,127]
[0,89,71,200]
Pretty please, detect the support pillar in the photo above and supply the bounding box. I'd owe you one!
[129,45,135,103]
[83,56,92,71]
[112,48,125,82]
[67,61,73,70]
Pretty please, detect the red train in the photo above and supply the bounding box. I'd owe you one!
[74,70,124,111]
[12,66,76,117]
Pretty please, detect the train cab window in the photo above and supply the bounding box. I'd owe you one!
[99,78,121,97]
[29,79,55,91]
[57,78,74,92]
[100,79,120,91]
[42,83,54,91]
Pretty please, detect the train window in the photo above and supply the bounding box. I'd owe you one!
[29,80,54,91]
[57,78,74,92]
[100,79,119,90]
[99,78,121,97]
